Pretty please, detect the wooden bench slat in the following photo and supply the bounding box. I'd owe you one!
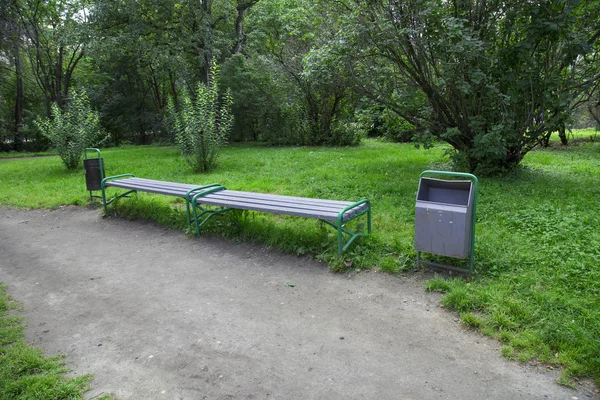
[124,178,198,190]
[208,190,355,208]
[107,178,360,211]
[110,178,196,192]
[202,192,355,213]
[106,180,224,200]
[199,194,367,221]
[106,181,191,198]
[105,177,367,221]
[194,197,342,220]
[125,178,356,208]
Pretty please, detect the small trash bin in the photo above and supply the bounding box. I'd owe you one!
[83,148,106,201]
[415,177,475,259]
[84,157,105,191]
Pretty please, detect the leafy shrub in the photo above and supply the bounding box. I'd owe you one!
[330,121,365,146]
[167,61,233,172]
[35,90,107,170]
[356,104,415,142]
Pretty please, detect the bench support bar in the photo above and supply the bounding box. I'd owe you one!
[101,174,137,213]
[185,185,230,235]
[320,199,371,256]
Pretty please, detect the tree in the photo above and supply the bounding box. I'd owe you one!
[90,0,184,144]
[339,0,600,172]
[89,0,243,145]
[16,0,90,113]
[0,0,24,148]
[242,0,363,146]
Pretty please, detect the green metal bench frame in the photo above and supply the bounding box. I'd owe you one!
[100,175,371,256]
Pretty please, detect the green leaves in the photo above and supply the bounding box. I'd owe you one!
[35,90,108,170]
[167,61,233,173]
[339,0,600,174]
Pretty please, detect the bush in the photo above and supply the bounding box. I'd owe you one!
[167,61,233,172]
[328,120,365,146]
[35,90,107,170]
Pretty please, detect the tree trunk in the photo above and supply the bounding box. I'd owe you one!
[232,1,259,54]
[232,6,248,54]
[56,46,64,108]
[541,132,551,147]
[558,124,568,145]
[201,0,212,85]
[14,41,24,134]
[169,73,178,106]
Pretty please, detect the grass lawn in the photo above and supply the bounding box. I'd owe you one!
[0,134,599,386]
[0,151,56,159]
[553,127,599,143]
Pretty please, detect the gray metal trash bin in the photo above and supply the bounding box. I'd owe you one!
[415,177,474,259]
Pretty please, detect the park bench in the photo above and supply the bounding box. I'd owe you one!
[100,175,371,255]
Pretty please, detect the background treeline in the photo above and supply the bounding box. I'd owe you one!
[1,0,599,173]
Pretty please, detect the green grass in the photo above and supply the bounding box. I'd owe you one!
[0,134,599,386]
[0,283,93,399]
[549,127,599,143]
[0,151,57,159]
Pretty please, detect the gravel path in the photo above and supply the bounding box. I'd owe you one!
[0,207,595,400]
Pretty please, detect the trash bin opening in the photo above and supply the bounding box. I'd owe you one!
[416,178,472,206]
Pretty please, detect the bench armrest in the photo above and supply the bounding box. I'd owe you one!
[338,198,370,225]
[185,184,227,204]
[101,173,135,191]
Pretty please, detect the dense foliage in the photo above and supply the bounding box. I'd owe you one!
[1,0,599,168]
[335,0,600,172]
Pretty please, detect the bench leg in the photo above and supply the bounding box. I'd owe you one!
[101,174,137,214]
[185,184,227,232]
[321,199,371,256]
[185,185,229,235]
[189,204,232,236]
[338,223,344,256]
[101,189,136,213]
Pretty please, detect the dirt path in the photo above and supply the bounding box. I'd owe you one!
[0,207,595,400]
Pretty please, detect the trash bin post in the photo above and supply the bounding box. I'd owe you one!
[416,170,479,273]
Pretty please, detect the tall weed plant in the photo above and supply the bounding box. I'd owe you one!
[36,90,108,170]
[167,62,233,172]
